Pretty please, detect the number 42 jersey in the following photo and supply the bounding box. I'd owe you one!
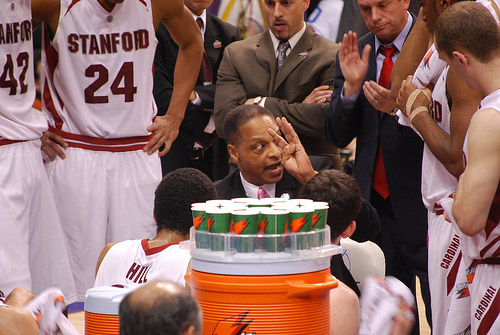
[0,0,47,141]
[42,0,158,139]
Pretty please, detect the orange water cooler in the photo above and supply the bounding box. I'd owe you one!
[183,227,341,335]
[83,286,135,335]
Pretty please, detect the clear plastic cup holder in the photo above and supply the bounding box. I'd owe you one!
[179,226,342,263]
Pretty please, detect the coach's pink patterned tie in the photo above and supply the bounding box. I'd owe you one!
[258,187,270,200]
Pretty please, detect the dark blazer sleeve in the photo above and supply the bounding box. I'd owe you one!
[325,34,376,149]
[154,20,242,139]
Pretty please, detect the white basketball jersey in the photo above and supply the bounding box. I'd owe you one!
[420,66,459,210]
[42,0,158,138]
[0,0,47,140]
[412,44,446,90]
[459,90,500,260]
[94,239,191,288]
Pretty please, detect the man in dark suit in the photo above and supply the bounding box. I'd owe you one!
[153,0,241,180]
[214,0,342,169]
[215,106,312,200]
[216,105,380,244]
[325,0,430,332]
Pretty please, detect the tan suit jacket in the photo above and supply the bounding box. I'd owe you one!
[214,26,341,167]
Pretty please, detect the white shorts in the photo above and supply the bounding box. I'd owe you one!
[45,146,161,300]
[0,140,76,302]
[428,210,471,334]
[469,261,500,335]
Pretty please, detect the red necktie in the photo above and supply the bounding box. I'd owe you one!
[372,45,396,199]
[196,18,213,85]
[258,187,270,200]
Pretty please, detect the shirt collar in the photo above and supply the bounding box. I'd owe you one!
[374,12,412,54]
[191,10,207,35]
[239,172,276,198]
[269,22,307,55]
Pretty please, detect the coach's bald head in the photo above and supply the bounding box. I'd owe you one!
[119,281,202,335]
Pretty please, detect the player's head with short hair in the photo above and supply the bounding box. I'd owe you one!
[224,105,285,186]
[120,281,202,335]
[154,168,217,236]
[299,170,362,240]
[435,1,500,63]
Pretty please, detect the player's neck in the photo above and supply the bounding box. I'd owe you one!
[97,0,116,12]
[479,58,500,96]
[149,230,188,248]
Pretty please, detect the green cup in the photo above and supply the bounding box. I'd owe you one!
[231,208,259,253]
[311,201,329,247]
[289,205,313,250]
[191,203,209,249]
[259,208,289,252]
[206,207,232,251]
[288,199,314,208]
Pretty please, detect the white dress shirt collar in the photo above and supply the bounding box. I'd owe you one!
[374,11,412,53]
[239,172,276,198]
[269,22,307,57]
[191,10,208,38]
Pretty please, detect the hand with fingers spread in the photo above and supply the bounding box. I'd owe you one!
[339,31,372,98]
[268,117,317,184]
[144,114,182,156]
[41,130,68,161]
[302,85,333,104]
[363,80,397,114]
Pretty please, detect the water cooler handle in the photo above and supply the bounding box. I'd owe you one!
[286,277,338,299]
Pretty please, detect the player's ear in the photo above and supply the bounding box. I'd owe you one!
[182,325,197,335]
[227,144,240,163]
[341,221,357,239]
[452,51,468,66]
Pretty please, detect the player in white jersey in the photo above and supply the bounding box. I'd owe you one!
[395,0,489,332]
[0,0,76,302]
[434,3,500,334]
[95,239,191,288]
[95,168,217,289]
[31,0,203,300]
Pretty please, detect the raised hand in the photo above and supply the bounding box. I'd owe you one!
[268,117,317,184]
[339,31,371,98]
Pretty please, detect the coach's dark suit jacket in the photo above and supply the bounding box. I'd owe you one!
[215,169,303,200]
[214,27,341,169]
[153,15,241,177]
[325,13,427,248]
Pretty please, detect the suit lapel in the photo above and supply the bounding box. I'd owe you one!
[255,32,279,96]
[275,171,298,198]
[365,34,381,125]
[273,27,314,95]
[231,170,248,198]
[204,15,222,65]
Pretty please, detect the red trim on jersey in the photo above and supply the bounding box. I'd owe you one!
[138,0,148,7]
[49,126,153,152]
[0,139,26,146]
[43,26,58,78]
[141,239,178,256]
[447,251,462,296]
[43,81,64,129]
[477,288,500,335]
[64,0,83,16]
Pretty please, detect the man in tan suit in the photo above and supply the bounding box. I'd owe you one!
[214,0,341,169]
